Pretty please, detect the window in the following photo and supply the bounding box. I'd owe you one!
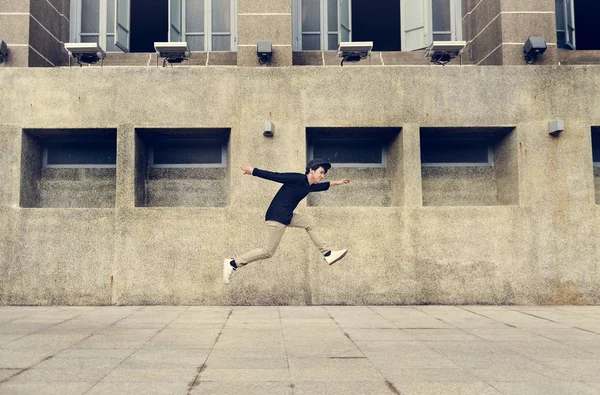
[70,0,236,52]
[293,0,461,52]
[556,0,600,50]
[421,139,492,167]
[148,139,226,168]
[43,141,117,168]
[592,127,600,166]
[309,140,385,167]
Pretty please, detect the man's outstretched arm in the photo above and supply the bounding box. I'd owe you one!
[241,164,304,184]
[330,179,350,187]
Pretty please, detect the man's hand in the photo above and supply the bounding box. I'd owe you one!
[241,164,254,175]
[330,179,350,187]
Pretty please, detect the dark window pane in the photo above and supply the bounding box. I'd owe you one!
[593,135,600,163]
[421,140,489,164]
[313,141,383,164]
[46,142,116,166]
[153,142,223,165]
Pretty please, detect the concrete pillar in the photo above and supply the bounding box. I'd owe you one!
[0,126,22,208]
[401,125,423,207]
[236,0,292,67]
[115,124,137,208]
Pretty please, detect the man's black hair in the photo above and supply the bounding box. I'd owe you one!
[305,165,328,175]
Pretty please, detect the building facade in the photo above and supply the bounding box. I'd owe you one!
[1,0,600,305]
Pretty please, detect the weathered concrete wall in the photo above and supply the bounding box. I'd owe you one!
[0,65,599,305]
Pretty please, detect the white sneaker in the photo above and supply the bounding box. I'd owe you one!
[324,249,347,265]
[223,258,236,284]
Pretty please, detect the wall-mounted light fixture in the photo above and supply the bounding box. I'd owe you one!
[524,37,547,64]
[549,120,565,136]
[154,42,190,67]
[64,42,106,66]
[263,121,274,137]
[425,41,466,65]
[257,40,272,65]
[338,41,372,66]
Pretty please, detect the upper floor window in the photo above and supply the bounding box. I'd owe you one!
[556,0,600,50]
[70,0,236,53]
[293,0,462,52]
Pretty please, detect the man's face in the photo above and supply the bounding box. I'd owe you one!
[310,167,326,183]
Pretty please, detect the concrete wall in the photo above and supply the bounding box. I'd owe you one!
[462,0,558,66]
[1,65,600,305]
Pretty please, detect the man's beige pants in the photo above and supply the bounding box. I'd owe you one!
[235,213,330,267]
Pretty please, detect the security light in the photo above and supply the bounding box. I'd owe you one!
[524,37,547,64]
[64,42,106,67]
[257,40,272,65]
[337,41,373,66]
[425,41,466,65]
[263,121,274,137]
[0,40,8,64]
[548,120,565,136]
[154,42,190,67]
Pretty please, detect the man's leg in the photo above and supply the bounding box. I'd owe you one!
[234,221,286,267]
[288,213,330,254]
[289,212,348,265]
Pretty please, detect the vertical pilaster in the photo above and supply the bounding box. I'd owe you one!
[237,0,292,67]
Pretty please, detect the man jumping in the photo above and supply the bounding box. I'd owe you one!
[223,159,350,284]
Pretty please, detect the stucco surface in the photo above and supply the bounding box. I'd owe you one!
[1,65,600,304]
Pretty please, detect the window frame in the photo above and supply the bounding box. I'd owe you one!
[148,139,227,168]
[308,139,387,168]
[70,0,237,53]
[420,140,494,167]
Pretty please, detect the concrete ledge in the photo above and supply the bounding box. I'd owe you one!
[558,50,600,65]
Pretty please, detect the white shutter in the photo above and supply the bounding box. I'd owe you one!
[339,0,351,43]
[115,0,130,52]
[401,0,430,51]
[169,0,183,42]
[565,0,576,49]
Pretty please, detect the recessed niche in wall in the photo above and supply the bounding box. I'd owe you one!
[20,129,117,208]
[592,127,600,204]
[135,128,230,207]
[306,127,402,207]
[420,127,518,206]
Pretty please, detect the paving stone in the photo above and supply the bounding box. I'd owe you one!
[490,381,599,395]
[0,381,94,395]
[86,381,190,395]
[291,381,397,395]
[391,380,502,394]
[191,381,292,395]
[404,329,481,341]
[198,368,290,381]
[288,357,383,381]
[119,348,210,368]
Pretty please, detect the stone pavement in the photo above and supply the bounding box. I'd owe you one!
[1,306,600,395]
